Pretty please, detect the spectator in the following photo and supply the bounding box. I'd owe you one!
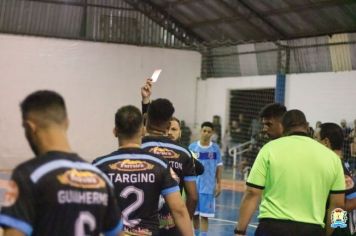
[349,119,356,172]
[222,125,232,166]
[237,113,250,144]
[349,119,356,140]
[351,137,356,173]
[341,119,352,162]
[227,119,243,169]
[235,109,345,236]
[180,120,192,147]
[308,124,315,138]
[212,115,222,147]
[313,121,322,139]
[189,122,223,236]
[229,119,242,147]
[249,118,261,141]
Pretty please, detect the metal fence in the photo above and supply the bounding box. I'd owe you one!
[201,33,356,79]
[0,0,189,48]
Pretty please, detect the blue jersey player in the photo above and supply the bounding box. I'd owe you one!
[189,121,223,236]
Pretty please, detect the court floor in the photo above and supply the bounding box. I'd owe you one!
[208,190,258,236]
[208,180,258,236]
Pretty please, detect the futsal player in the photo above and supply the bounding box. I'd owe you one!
[93,105,193,236]
[0,90,122,236]
[142,98,197,236]
[189,122,223,236]
[141,78,204,176]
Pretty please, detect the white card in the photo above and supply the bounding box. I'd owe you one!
[151,69,162,82]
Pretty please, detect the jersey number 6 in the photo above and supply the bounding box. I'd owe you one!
[75,211,96,236]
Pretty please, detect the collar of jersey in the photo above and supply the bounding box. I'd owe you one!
[198,141,213,148]
[287,131,309,137]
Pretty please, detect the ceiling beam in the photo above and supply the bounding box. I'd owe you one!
[264,0,354,16]
[227,0,287,37]
[189,15,243,28]
[188,0,354,29]
[26,0,135,11]
[122,0,204,47]
[215,0,285,38]
[286,27,356,40]
[161,0,205,9]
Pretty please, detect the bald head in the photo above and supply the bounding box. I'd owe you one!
[282,109,308,135]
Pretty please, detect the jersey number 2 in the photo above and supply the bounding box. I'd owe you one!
[120,186,144,227]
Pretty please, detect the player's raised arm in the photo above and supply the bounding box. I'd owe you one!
[141,78,153,105]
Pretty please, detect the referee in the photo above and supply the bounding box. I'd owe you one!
[235,109,345,236]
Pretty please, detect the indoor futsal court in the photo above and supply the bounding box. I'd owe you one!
[1,0,356,236]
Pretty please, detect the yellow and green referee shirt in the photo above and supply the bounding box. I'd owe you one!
[247,132,345,227]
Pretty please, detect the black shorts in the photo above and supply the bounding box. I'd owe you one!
[255,218,324,236]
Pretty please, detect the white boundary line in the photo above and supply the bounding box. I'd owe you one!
[209,218,258,228]
[216,204,240,210]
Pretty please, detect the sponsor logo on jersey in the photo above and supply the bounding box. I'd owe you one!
[57,169,105,189]
[149,147,180,159]
[124,226,153,235]
[109,160,154,171]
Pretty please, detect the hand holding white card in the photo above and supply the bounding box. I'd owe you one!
[151,69,162,82]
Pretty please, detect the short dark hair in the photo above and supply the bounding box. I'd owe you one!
[115,105,142,138]
[259,103,286,119]
[319,123,343,150]
[201,121,214,130]
[20,90,67,125]
[147,98,175,127]
[282,109,308,133]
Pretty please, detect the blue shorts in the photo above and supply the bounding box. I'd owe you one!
[194,193,215,218]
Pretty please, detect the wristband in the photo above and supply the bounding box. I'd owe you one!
[234,228,246,234]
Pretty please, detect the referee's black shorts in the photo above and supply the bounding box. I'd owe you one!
[255,218,324,236]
